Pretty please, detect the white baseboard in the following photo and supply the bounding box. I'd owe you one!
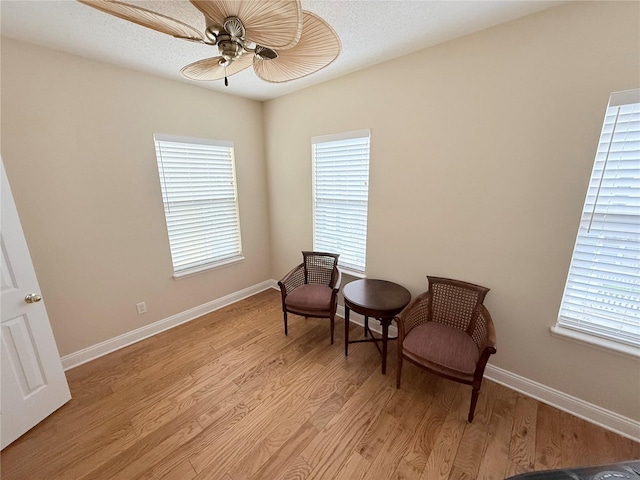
[62,279,640,443]
[60,280,277,371]
[485,364,640,443]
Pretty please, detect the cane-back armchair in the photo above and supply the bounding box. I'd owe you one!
[278,251,342,344]
[396,276,497,422]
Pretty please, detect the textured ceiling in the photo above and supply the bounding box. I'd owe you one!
[1,0,563,102]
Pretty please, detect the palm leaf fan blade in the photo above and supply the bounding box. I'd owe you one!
[181,52,254,81]
[78,0,203,41]
[253,11,340,83]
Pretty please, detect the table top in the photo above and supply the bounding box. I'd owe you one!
[342,279,411,318]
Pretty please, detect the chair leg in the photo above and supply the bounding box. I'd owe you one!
[283,311,288,336]
[330,314,335,344]
[468,385,480,422]
[396,354,403,388]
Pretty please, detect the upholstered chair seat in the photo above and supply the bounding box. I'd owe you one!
[284,284,333,313]
[402,322,479,381]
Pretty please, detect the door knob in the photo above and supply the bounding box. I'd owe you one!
[25,293,42,303]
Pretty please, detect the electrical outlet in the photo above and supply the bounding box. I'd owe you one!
[136,302,147,315]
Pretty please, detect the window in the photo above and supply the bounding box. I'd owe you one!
[153,134,242,277]
[554,89,640,353]
[312,129,370,274]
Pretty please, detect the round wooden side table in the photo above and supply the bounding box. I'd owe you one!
[343,279,411,374]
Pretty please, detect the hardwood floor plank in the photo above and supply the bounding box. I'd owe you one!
[534,402,563,470]
[108,340,215,392]
[355,412,399,462]
[449,465,476,480]
[421,384,467,480]
[246,421,320,480]
[156,459,198,480]
[302,370,396,480]
[187,365,327,475]
[189,327,352,478]
[3,290,639,480]
[394,376,451,477]
[607,429,640,462]
[505,460,528,477]
[451,380,496,479]
[365,423,414,479]
[80,375,244,480]
[307,392,347,431]
[508,394,538,472]
[306,343,380,402]
[1,415,134,480]
[81,420,203,480]
[273,456,314,480]
[219,392,332,480]
[332,452,371,480]
[384,365,435,434]
[305,394,394,479]
[560,410,590,467]
[476,384,518,480]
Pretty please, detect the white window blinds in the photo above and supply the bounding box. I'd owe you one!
[153,134,242,276]
[557,89,640,348]
[312,130,370,273]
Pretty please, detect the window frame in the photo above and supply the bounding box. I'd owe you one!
[311,129,371,275]
[153,133,243,278]
[553,89,640,357]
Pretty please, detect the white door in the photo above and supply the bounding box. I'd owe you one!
[1,158,71,449]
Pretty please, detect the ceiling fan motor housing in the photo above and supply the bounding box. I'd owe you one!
[217,33,243,61]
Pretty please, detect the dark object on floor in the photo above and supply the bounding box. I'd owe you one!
[505,460,640,479]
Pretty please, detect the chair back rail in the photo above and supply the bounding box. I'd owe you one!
[302,251,339,286]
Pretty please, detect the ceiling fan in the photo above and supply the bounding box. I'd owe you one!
[78,0,341,86]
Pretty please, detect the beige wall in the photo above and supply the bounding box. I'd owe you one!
[264,1,640,420]
[2,1,639,421]
[1,38,271,356]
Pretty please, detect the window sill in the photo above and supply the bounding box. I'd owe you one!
[550,325,640,359]
[173,256,245,279]
[339,268,367,279]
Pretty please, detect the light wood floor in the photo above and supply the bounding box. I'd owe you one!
[2,289,638,480]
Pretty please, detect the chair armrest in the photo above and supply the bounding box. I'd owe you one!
[331,267,342,292]
[471,304,497,384]
[278,263,305,296]
[473,304,497,353]
[395,291,431,343]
